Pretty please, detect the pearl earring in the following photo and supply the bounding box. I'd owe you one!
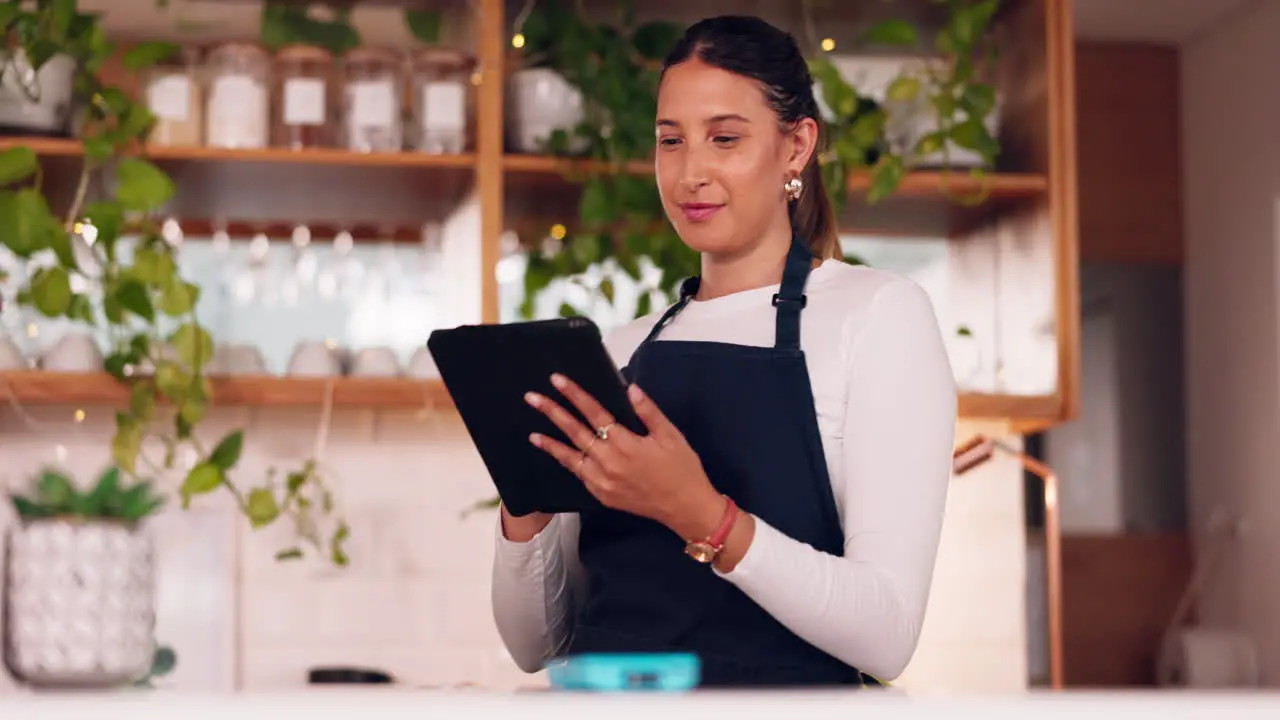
[785,176,803,201]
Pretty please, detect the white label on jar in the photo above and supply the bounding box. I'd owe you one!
[147,75,190,121]
[422,81,465,132]
[350,80,396,127]
[208,74,267,148]
[284,78,326,126]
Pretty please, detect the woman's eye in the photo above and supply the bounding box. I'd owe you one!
[658,137,682,148]
[713,135,739,146]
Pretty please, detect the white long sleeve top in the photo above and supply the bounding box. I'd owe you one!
[490,260,957,681]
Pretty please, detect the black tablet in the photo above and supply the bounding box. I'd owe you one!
[426,317,645,517]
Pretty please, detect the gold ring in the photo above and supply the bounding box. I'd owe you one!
[595,422,617,441]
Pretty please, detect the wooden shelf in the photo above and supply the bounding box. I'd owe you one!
[1,136,476,170]
[0,371,1059,428]
[502,153,1049,238]
[0,371,454,410]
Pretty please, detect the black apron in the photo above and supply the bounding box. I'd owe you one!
[568,236,873,688]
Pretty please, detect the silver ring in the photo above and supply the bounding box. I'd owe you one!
[595,422,616,441]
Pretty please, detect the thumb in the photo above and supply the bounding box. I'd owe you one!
[628,384,672,437]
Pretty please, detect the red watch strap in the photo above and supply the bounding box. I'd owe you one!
[707,496,739,548]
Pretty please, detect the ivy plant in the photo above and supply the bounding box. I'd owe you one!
[809,0,1003,211]
[0,0,347,566]
[515,0,1003,320]
[514,0,694,320]
[259,1,444,54]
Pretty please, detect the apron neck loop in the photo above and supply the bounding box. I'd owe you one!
[641,235,815,348]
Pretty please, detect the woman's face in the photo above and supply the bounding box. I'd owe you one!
[655,58,817,258]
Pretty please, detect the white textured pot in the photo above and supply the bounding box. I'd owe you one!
[505,68,587,154]
[3,519,156,688]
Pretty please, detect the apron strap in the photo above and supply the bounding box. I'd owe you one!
[773,237,814,351]
[641,238,813,349]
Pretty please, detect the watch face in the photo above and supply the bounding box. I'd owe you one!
[685,542,716,564]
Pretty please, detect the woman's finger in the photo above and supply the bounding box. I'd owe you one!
[525,391,597,451]
[529,432,606,486]
[549,373,635,444]
[627,384,679,439]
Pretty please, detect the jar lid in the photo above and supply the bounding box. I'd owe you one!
[412,47,477,73]
[344,46,403,66]
[277,44,335,62]
[208,40,269,60]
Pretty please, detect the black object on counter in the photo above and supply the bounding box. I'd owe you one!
[308,666,395,684]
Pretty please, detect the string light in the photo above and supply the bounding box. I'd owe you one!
[821,37,835,52]
[550,223,567,240]
[511,33,525,48]
[25,323,37,338]
[73,409,85,423]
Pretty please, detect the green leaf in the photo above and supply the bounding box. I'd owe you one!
[122,40,178,70]
[885,76,921,103]
[180,463,223,509]
[245,488,280,528]
[150,646,177,677]
[114,278,156,322]
[598,277,615,304]
[404,10,442,44]
[635,292,652,319]
[951,0,1000,46]
[158,278,199,316]
[47,228,78,270]
[961,83,998,120]
[130,382,156,422]
[67,294,94,324]
[132,247,176,286]
[867,155,904,204]
[631,21,682,61]
[169,322,213,370]
[579,178,613,227]
[208,430,245,470]
[0,189,59,257]
[119,481,163,521]
[30,266,72,317]
[83,466,122,516]
[914,130,947,157]
[275,547,304,561]
[558,302,580,318]
[111,414,144,474]
[82,136,114,162]
[10,495,53,519]
[0,146,38,185]
[950,118,999,158]
[329,522,350,566]
[114,158,175,211]
[858,19,919,47]
[35,470,76,512]
[84,200,122,249]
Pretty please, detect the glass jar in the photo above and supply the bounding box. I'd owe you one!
[204,42,271,149]
[340,47,404,153]
[410,48,475,154]
[273,44,335,149]
[144,46,203,148]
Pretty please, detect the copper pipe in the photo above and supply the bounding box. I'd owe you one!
[952,435,1065,690]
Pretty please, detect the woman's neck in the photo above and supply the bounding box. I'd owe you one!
[695,226,794,301]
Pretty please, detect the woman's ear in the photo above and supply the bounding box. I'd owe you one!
[786,117,820,176]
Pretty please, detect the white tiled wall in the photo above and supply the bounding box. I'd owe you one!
[0,401,1027,694]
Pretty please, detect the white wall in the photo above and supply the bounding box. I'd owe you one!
[1181,0,1280,684]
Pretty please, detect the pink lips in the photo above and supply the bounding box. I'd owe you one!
[680,203,723,222]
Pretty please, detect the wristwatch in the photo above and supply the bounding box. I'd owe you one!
[684,496,739,564]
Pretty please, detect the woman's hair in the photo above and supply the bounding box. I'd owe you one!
[661,15,842,259]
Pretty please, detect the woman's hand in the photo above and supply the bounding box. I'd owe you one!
[525,373,727,541]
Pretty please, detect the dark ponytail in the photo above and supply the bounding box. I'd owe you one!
[662,16,842,260]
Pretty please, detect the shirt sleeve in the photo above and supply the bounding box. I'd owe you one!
[714,276,956,680]
[490,513,583,672]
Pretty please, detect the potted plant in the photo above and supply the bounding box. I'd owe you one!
[0,0,349,565]
[3,467,163,688]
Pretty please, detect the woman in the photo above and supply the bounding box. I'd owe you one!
[492,15,956,687]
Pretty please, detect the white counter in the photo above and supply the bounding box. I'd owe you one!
[3,689,1280,719]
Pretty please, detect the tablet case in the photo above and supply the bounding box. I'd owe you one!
[426,317,646,517]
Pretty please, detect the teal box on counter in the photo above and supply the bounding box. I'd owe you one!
[545,653,701,692]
